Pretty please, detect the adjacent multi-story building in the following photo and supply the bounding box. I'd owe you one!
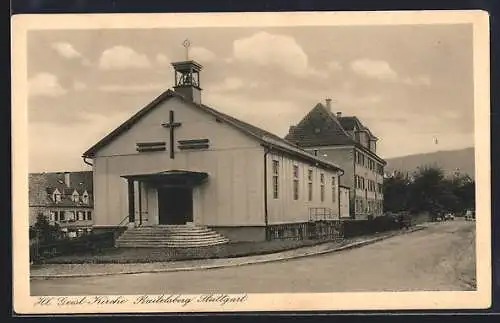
[285,99,386,219]
[28,171,94,237]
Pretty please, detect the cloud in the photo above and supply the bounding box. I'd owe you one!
[231,31,319,77]
[99,46,151,70]
[207,77,244,92]
[203,92,302,136]
[51,42,91,66]
[73,81,87,91]
[51,42,82,59]
[29,112,132,172]
[350,59,398,81]
[190,47,216,63]
[28,73,67,97]
[98,83,165,93]
[327,61,343,72]
[403,75,432,86]
[156,53,170,66]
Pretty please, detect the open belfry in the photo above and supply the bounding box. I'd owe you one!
[83,40,346,247]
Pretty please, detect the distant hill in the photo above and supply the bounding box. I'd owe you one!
[384,147,475,179]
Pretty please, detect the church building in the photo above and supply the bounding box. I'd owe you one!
[83,57,345,246]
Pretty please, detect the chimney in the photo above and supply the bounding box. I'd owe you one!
[336,111,342,118]
[325,98,332,111]
[64,172,71,187]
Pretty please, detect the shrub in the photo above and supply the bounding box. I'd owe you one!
[341,216,400,238]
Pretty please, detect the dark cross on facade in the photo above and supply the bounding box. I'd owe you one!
[161,110,182,159]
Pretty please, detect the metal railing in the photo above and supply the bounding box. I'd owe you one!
[309,207,338,222]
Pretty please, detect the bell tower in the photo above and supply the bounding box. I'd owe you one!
[171,39,203,104]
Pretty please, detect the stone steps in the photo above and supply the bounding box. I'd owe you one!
[115,224,230,248]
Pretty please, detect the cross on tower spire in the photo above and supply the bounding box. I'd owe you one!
[183,39,191,60]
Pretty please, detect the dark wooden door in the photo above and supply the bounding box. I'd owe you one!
[158,187,193,225]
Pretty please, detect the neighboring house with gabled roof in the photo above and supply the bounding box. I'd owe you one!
[285,99,386,219]
[29,171,94,237]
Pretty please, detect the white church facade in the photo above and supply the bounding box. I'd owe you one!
[83,59,345,244]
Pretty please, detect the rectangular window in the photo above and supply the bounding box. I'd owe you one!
[272,160,279,199]
[332,177,336,202]
[293,165,299,200]
[320,173,325,202]
[308,169,313,201]
[87,211,92,221]
[59,211,65,221]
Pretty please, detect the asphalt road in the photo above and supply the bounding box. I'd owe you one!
[31,220,476,295]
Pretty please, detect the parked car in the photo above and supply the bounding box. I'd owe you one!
[443,213,455,221]
[465,210,476,221]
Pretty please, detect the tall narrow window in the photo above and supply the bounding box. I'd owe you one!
[87,211,92,221]
[331,176,336,202]
[320,173,325,202]
[308,169,313,201]
[293,165,299,200]
[272,160,279,199]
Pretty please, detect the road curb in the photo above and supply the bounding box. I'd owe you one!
[30,226,426,280]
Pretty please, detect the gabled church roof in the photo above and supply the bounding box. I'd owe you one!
[83,89,343,172]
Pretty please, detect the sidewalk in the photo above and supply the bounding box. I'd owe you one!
[30,226,426,279]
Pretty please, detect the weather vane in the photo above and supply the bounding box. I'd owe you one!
[183,39,191,60]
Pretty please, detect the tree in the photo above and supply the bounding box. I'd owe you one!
[32,213,63,243]
[451,175,475,213]
[408,166,446,215]
[383,171,410,213]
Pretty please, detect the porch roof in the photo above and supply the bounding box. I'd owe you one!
[121,170,209,186]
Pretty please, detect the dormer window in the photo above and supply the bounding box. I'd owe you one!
[72,192,80,203]
[52,189,61,203]
[82,192,89,204]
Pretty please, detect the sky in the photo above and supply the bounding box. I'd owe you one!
[26,24,474,172]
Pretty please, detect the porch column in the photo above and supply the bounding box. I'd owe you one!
[128,180,135,224]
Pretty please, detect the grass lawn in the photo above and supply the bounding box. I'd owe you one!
[37,238,341,264]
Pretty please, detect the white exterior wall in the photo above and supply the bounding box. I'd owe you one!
[266,152,341,224]
[92,96,265,227]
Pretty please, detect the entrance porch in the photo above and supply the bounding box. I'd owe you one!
[121,170,208,227]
